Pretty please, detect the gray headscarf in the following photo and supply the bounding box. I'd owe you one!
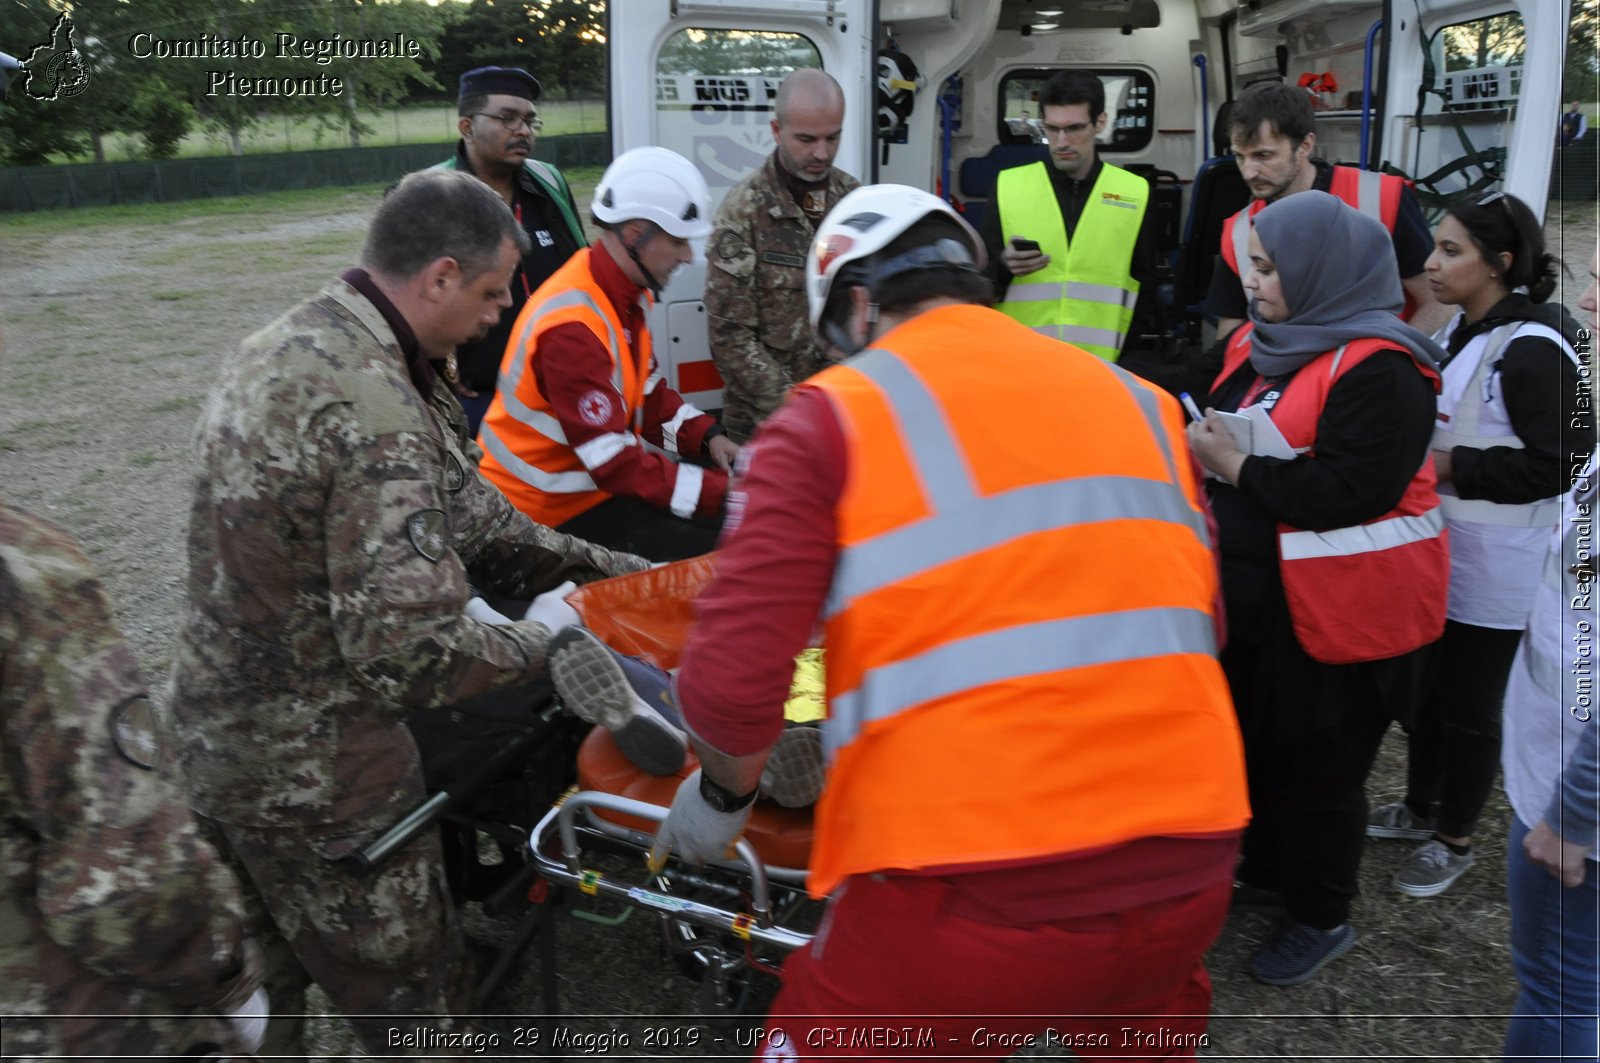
[1249,190,1446,377]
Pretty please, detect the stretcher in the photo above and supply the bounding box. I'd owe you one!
[526,726,819,1013]
[525,555,821,1014]
[350,557,821,1015]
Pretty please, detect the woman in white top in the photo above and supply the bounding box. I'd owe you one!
[1367,191,1592,897]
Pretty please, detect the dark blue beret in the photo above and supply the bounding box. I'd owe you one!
[458,66,541,102]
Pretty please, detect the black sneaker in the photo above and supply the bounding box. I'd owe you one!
[548,628,687,776]
[1248,918,1356,986]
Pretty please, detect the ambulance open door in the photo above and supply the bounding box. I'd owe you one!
[606,0,876,414]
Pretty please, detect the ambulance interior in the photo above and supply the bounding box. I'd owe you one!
[609,0,1561,403]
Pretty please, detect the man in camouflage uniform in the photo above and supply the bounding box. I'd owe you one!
[705,68,860,442]
[167,169,649,1056]
[1,499,263,1059]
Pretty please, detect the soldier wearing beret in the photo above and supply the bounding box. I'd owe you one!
[704,68,859,443]
[0,500,265,1058]
[432,65,587,437]
[167,169,647,1055]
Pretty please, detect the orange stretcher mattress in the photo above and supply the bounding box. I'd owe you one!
[575,726,814,872]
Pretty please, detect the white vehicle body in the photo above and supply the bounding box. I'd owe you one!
[607,0,1567,411]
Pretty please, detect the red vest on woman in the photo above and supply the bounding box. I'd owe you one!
[1214,324,1448,664]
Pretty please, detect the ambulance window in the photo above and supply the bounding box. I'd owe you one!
[1431,13,1526,113]
[999,69,1156,153]
[656,29,823,210]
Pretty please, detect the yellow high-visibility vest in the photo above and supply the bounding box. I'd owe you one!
[996,161,1147,361]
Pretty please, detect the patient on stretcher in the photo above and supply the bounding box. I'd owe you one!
[548,628,826,808]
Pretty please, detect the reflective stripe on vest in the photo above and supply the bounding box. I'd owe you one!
[995,162,1146,361]
[824,350,1211,620]
[823,345,1216,753]
[1226,166,1399,289]
[1433,321,1577,529]
[803,306,1246,897]
[1215,325,1448,663]
[498,288,640,434]
[1279,505,1446,560]
[477,250,652,525]
[829,606,1218,750]
[478,425,597,494]
[479,288,638,499]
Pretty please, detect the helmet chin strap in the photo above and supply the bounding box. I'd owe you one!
[822,296,879,357]
[622,222,667,297]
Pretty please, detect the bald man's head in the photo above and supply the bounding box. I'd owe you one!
[771,68,847,181]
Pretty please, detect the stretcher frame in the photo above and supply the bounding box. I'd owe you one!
[525,788,818,1015]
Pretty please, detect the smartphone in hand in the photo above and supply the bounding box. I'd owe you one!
[1010,237,1042,253]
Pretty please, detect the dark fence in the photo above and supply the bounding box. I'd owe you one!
[1551,140,1598,203]
[0,133,611,213]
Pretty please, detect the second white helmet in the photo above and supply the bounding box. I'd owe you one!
[806,184,985,331]
[592,146,712,240]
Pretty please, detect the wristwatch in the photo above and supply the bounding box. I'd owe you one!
[698,771,759,813]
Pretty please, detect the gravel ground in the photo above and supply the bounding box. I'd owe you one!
[1,186,1594,1061]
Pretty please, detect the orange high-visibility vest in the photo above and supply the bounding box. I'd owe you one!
[803,304,1250,898]
[478,249,649,526]
[1214,324,1448,664]
[1220,167,1412,319]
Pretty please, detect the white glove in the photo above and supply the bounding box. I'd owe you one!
[524,580,579,632]
[648,769,752,872]
[464,596,512,625]
[226,986,269,1054]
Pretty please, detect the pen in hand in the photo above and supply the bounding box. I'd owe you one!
[1179,392,1205,422]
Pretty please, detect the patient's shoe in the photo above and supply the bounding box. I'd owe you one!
[759,725,825,808]
[548,628,687,776]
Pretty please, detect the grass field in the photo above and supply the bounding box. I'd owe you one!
[56,98,607,164]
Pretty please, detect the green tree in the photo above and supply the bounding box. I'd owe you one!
[125,77,196,158]
[288,0,457,148]
[436,0,539,78]
[1566,0,1599,108]
[526,0,604,98]
[657,27,818,78]
[0,0,91,165]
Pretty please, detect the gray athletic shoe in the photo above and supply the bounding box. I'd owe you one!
[548,627,687,776]
[1394,839,1476,898]
[1367,801,1437,841]
[759,725,825,808]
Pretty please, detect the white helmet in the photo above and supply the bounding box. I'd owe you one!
[592,146,712,239]
[806,184,985,333]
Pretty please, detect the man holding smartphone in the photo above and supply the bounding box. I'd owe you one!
[979,69,1160,362]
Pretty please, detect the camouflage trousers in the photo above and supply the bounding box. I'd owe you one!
[199,814,473,1061]
[0,1006,240,1061]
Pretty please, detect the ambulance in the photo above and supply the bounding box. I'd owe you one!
[605,0,1570,409]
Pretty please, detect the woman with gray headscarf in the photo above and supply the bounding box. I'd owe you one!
[1182,190,1450,988]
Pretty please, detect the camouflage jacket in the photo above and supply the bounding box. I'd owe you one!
[0,501,258,1059]
[704,153,859,442]
[169,278,648,830]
